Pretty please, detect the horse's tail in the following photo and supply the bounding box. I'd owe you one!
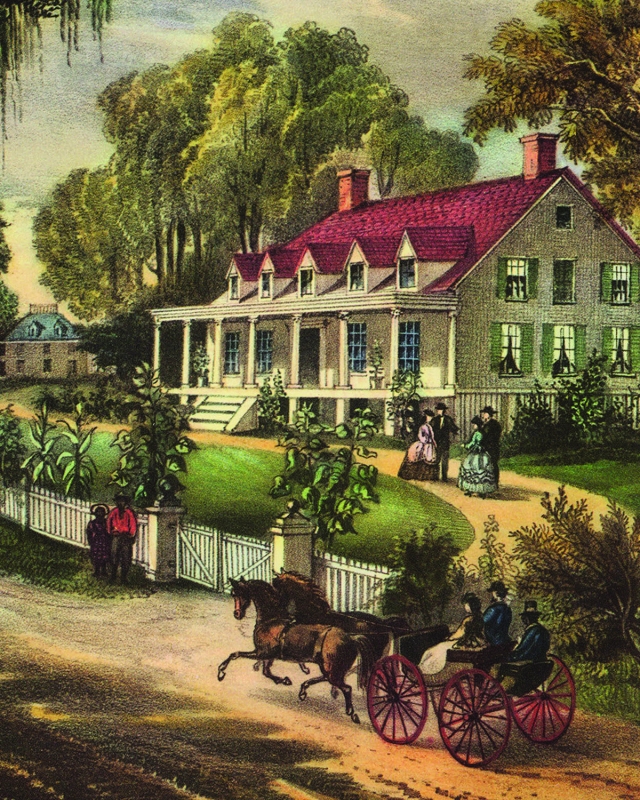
[351,634,376,690]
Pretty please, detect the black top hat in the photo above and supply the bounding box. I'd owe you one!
[521,599,542,620]
[488,580,508,597]
[471,415,482,427]
[435,402,448,411]
[481,406,496,416]
[114,493,130,504]
[423,408,435,418]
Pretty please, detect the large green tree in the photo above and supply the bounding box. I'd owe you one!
[464,0,640,225]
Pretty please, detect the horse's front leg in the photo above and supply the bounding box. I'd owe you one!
[262,659,292,686]
[299,662,311,675]
[217,649,260,681]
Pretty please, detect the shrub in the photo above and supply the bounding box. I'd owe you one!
[0,404,26,487]
[386,369,422,441]
[477,514,519,587]
[257,370,287,435]
[382,524,461,628]
[502,381,556,455]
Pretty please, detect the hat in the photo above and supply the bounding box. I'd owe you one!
[488,580,508,597]
[423,408,435,418]
[471,415,482,427]
[435,402,448,411]
[521,600,542,620]
[90,503,109,516]
[114,493,130,504]
[481,406,496,416]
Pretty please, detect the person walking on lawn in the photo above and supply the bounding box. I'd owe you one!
[480,406,502,488]
[431,401,459,482]
[107,494,137,584]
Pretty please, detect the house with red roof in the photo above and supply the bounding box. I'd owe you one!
[151,133,640,434]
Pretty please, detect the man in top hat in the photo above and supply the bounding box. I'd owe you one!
[480,406,502,487]
[431,402,459,482]
[483,580,512,646]
[107,493,138,584]
[507,601,551,663]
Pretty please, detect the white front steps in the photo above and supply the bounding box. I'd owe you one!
[190,395,257,432]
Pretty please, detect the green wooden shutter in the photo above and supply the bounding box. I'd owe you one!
[630,327,640,372]
[496,258,508,299]
[541,323,554,375]
[520,323,534,373]
[527,258,539,299]
[631,264,640,302]
[602,327,613,365]
[600,262,613,302]
[490,322,502,371]
[575,325,587,371]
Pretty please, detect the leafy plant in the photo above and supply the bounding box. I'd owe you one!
[269,404,379,548]
[386,369,422,441]
[382,524,461,628]
[22,400,58,489]
[0,405,25,488]
[257,370,287,435]
[555,350,610,448]
[56,403,97,499]
[111,363,195,506]
[511,486,640,663]
[368,339,384,385]
[191,344,210,379]
[502,381,556,455]
[477,514,519,587]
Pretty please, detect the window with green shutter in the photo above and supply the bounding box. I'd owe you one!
[489,322,502,371]
[541,324,555,375]
[600,262,613,302]
[498,257,538,301]
[520,323,534,373]
[553,260,575,303]
[631,264,640,302]
[575,325,587,371]
[602,327,613,367]
[630,327,640,372]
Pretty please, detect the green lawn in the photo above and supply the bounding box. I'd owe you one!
[502,452,640,515]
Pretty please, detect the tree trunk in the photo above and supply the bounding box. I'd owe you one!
[109,250,119,305]
[154,230,165,287]
[248,202,262,253]
[176,219,187,283]
[166,219,175,284]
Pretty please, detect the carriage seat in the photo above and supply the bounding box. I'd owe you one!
[446,640,515,668]
[398,624,450,665]
[498,659,554,696]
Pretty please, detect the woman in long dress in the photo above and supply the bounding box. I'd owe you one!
[419,592,486,678]
[458,416,498,497]
[86,504,112,578]
[398,409,438,481]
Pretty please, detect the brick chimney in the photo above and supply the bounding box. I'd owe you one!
[337,168,370,212]
[520,133,559,180]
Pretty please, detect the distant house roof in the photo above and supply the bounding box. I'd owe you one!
[7,309,78,342]
[225,167,640,295]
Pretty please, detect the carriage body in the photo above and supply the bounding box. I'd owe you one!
[367,628,576,767]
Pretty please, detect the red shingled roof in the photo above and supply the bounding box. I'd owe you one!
[232,253,262,281]
[264,248,301,278]
[300,242,353,274]
[403,226,475,262]
[353,236,401,267]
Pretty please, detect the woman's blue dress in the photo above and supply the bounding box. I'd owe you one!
[457,430,497,495]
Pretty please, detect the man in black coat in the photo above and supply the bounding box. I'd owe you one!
[431,401,459,482]
[480,405,502,487]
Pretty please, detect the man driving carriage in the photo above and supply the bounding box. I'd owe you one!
[482,580,512,647]
[507,600,550,663]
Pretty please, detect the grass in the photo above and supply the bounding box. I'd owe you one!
[570,656,640,725]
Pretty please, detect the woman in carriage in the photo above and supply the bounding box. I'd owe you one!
[418,592,486,678]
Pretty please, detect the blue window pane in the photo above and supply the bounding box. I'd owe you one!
[224,331,240,374]
[256,330,273,374]
[347,323,367,373]
[399,321,420,372]
[399,258,416,289]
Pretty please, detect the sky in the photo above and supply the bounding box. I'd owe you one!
[1,0,555,314]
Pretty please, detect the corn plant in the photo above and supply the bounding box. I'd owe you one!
[22,400,58,489]
[56,403,97,499]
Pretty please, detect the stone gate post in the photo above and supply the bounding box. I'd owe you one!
[270,501,314,578]
[146,505,184,582]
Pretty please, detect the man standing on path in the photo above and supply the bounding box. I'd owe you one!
[107,494,137,584]
[431,402,459,482]
[480,406,502,488]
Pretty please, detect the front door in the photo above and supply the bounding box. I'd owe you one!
[299,328,320,386]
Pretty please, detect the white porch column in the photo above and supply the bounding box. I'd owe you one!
[211,318,223,388]
[337,311,350,389]
[288,314,302,388]
[446,310,457,388]
[319,320,328,388]
[389,308,401,381]
[181,320,192,389]
[205,322,215,386]
[152,319,161,375]
[246,315,258,387]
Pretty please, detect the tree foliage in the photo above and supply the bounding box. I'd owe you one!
[512,486,640,662]
[257,370,287,435]
[77,311,154,380]
[464,0,640,226]
[0,404,25,487]
[269,403,379,547]
[111,364,195,507]
[386,369,423,441]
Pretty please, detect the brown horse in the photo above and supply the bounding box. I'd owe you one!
[217,577,376,723]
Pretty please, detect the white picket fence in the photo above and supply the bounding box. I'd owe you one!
[314,552,390,614]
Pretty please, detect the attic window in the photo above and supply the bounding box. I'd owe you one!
[260,272,272,299]
[556,205,573,230]
[299,269,314,297]
[349,262,365,292]
[28,321,44,339]
[53,322,67,338]
[229,275,239,300]
[398,258,416,289]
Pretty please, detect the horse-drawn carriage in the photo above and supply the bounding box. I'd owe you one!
[367,627,576,767]
[219,575,576,768]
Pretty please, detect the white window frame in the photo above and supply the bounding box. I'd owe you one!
[611,263,630,304]
[298,268,315,297]
[398,321,420,372]
[398,258,417,290]
[505,258,528,301]
[553,324,576,375]
[228,274,239,301]
[500,323,522,374]
[555,204,574,230]
[347,322,367,373]
[224,331,240,375]
[553,259,576,304]
[260,271,272,300]
[348,261,366,292]
[612,326,631,374]
[256,329,273,374]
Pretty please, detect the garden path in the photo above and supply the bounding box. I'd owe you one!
[192,430,616,565]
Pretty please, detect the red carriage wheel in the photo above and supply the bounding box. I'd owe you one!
[510,655,576,744]
[367,654,428,744]
[438,668,511,767]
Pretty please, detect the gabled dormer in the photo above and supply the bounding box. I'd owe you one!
[345,241,368,293]
[258,254,274,301]
[297,249,316,297]
[53,320,68,338]
[28,320,45,339]
[396,233,418,290]
[226,265,240,301]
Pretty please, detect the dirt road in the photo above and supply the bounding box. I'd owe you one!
[1,576,639,800]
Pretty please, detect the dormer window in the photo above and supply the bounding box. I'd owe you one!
[398,258,416,289]
[349,262,365,292]
[299,268,314,296]
[229,274,239,300]
[260,272,272,299]
[28,321,43,339]
[53,322,67,338]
